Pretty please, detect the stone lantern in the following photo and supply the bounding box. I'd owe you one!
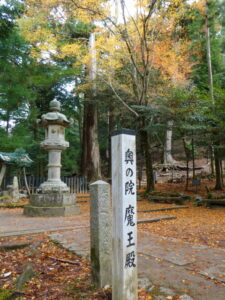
[24,100,81,217]
[39,99,71,193]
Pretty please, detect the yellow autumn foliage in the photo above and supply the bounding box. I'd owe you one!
[20,0,195,94]
[60,43,84,58]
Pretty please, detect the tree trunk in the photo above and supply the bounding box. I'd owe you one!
[205,3,214,107]
[107,104,116,178]
[77,93,83,148]
[141,129,154,192]
[163,120,176,165]
[205,2,222,189]
[214,148,223,189]
[80,33,101,182]
[191,134,195,179]
[182,138,190,190]
[0,164,7,187]
[220,160,224,185]
[185,158,189,191]
[210,145,215,175]
[80,103,88,176]
[80,101,101,182]
[23,167,30,196]
[6,110,10,134]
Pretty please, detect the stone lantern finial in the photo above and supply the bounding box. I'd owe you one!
[50,99,61,112]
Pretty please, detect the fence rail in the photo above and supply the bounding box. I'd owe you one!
[2,176,88,194]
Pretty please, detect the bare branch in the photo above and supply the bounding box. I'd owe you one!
[107,78,139,117]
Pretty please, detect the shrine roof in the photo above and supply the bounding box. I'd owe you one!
[0,152,33,167]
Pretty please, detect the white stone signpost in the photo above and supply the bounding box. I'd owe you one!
[111,129,137,300]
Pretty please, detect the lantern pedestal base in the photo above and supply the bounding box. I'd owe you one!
[24,193,81,217]
[40,180,70,193]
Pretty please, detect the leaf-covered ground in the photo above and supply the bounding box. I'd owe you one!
[0,233,110,299]
[0,233,154,299]
[138,202,225,249]
[0,181,225,299]
[138,181,225,249]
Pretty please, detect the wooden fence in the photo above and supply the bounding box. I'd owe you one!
[2,175,88,194]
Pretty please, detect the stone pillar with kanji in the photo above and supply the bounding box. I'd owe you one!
[111,129,137,300]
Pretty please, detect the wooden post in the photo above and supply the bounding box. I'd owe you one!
[23,167,30,196]
[0,164,7,187]
[111,129,137,300]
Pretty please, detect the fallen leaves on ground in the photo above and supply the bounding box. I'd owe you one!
[138,181,225,249]
[0,233,152,299]
[0,234,106,299]
[0,198,29,208]
[1,181,225,299]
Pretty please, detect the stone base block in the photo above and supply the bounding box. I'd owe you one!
[30,193,75,207]
[24,204,81,217]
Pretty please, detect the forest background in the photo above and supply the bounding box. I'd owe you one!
[1,0,225,192]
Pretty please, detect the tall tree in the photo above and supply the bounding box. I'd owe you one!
[20,0,102,181]
[0,0,33,134]
[188,0,225,189]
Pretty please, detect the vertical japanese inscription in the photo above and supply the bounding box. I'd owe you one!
[112,131,137,300]
[124,148,136,269]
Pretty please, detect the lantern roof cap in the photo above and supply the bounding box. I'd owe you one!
[37,100,73,127]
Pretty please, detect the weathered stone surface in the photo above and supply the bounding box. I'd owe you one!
[0,241,31,251]
[23,204,81,217]
[159,287,176,295]
[11,176,20,202]
[111,130,137,300]
[49,228,90,257]
[16,263,35,290]
[200,265,225,283]
[24,100,81,217]
[27,241,43,256]
[6,176,19,203]
[155,296,165,300]
[40,180,70,193]
[37,100,72,193]
[30,193,75,207]
[90,180,112,288]
[138,277,152,289]
[138,231,195,266]
[180,295,194,300]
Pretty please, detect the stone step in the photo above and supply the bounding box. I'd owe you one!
[149,196,184,205]
[0,203,26,209]
[138,205,188,213]
[202,199,225,206]
[137,216,177,224]
[0,241,31,251]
